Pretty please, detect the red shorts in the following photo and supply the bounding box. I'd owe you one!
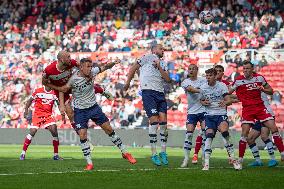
[31,115,56,129]
[241,105,274,125]
[54,90,71,104]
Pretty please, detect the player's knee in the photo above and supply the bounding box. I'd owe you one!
[261,135,269,142]
[206,132,214,139]
[221,131,229,138]
[149,122,159,134]
[159,122,167,130]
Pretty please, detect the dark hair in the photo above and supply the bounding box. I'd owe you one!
[214,65,224,72]
[205,68,217,75]
[243,60,254,67]
[188,64,198,70]
[80,58,92,64]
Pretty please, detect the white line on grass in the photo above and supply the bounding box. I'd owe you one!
[1,166,284,176]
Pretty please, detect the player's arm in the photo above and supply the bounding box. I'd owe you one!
[259,83,273,95]
[185,86,201,93]
[99,59,120,73]
[45,83,71,93]
[154,59,171,82]
[24,97,33,119]
[219,93,233,107]
[124,62,140,91]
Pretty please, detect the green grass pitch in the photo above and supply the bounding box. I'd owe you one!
[0,145,283,189]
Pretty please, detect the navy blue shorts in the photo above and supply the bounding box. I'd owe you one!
[141,90,167,118]
[74,104,109,130]
[186,112,205,126]
[205,115,228,132]
[252,121,262,132]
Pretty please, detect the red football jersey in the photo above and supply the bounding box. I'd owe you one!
[231,73,267,107]
[42,59,78,86]
[31,87,58,116]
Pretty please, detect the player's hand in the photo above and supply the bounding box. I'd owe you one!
[102,91,114,100]
[219,100,230,107]
[59,105,66,123]
[200,99,210,106]
[124,82,130,91]
[153,59,160,69]
[256,85,264,92]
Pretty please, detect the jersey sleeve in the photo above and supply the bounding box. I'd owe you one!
[231,80,237,91]
[91,67,101,77]
[136,56,145,66]
[181,80,189,90]
[71,59,79,67]
[260,75,268,86]
[31,89,37,99]
[220,83,229,97]
[67,75,75,87]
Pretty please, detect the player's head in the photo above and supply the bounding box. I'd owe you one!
[243,60,254,78]
[57,51,71,67]
[214,65,224,80]
[188,64,198,78]
[151,44,164,58]
[80,58,93,77]
[205,68,217,85]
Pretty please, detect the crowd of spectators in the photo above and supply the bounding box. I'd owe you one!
[0,0,284,129]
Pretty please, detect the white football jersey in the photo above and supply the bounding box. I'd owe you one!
[200,81,228,115]
[181,77,207,114]
[261,92,274,116]
[138,54,168,93]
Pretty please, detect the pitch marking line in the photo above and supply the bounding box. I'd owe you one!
[1,166,284,176]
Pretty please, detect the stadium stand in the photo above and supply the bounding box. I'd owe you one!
[0,0,283,129]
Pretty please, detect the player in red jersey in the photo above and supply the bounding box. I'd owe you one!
[20,86,62,160]
[229,61,284,168]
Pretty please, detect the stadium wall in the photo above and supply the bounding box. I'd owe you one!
[1,129,283,149]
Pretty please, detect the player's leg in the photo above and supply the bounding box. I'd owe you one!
[65,101,95,151]
[47,124,63,160]
[20,128,37,160]
[74,107,93,170]
[260,127,278,167]
[247,123,263,167]
[239,123,251,164]
[202,115,216,171]
[262,119,284,161]
[142,90,161,166]
[238,109,255,164]
[157,97,168,165]
[158,114,168,165]
[181,114,197,167]
[91,105,136,164]
[218,116,241,170]
[192,113,206,164]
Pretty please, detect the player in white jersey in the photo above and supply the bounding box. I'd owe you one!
[188,68,240,170]
[48,58,137,170]
[124,44,171,166]
[180,64,207,167]
[245,92,279,167]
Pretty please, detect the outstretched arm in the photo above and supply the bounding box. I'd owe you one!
[124,63,140,91]
[259,83,273,95]
[100,59,121,72]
